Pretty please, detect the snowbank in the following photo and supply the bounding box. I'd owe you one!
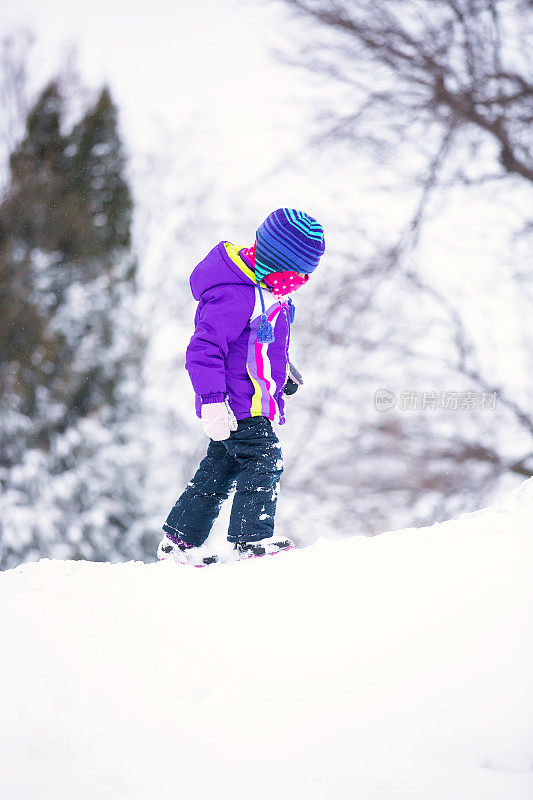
[1,480,532,799]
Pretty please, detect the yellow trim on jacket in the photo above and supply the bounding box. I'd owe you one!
[224,242,268,288]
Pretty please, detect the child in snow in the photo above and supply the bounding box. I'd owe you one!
[158,208,325,566]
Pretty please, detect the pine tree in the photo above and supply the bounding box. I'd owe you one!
[0,81,147,569]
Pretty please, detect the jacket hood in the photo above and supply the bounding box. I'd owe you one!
[190,242,256,301]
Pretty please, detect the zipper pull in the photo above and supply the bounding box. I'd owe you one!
[287,297,295,323]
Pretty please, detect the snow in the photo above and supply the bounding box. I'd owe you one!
[1,480,532,799]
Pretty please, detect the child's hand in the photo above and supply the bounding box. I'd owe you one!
[201,400,238,441]
[284,361,304,396]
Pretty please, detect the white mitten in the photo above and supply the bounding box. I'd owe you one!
[201,400,237,441]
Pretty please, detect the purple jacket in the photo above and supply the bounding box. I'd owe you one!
[185,241,291,424]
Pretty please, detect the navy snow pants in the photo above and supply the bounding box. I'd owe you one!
[162,417,283,546]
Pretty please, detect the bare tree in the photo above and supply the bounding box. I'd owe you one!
[264,0,533,540]
[276,0,532,181]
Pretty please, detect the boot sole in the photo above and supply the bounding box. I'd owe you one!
[158,546,294,566]
[233,545,295,562]
[157,555,219,567]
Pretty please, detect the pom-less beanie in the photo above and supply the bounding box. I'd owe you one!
[255,208,325,282]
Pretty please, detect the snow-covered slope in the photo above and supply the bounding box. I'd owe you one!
[1,480,532,800]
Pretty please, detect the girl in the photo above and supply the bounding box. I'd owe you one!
[158,208,325,565]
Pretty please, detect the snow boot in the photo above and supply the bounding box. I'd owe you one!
[233,536,295,561]
[157,533,219,567]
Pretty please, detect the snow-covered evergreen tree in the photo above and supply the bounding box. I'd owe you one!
[0,81,148,568]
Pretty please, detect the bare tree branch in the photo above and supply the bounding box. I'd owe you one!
[278,0,533,181]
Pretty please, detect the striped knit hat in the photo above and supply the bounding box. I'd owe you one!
[255,208,325,282]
